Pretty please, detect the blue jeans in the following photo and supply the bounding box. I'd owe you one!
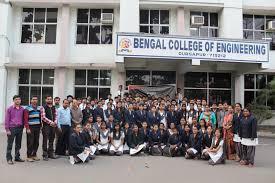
[6,126,23,161]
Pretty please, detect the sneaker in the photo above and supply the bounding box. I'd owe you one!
[43,156,49,161]
[26,158,34,162]
[7,160,14,165]
[32,156,40,161]
[14,158,25,162]
[49,154,57,159]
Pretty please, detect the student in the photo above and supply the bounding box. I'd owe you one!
[159,123,169,149]
[5,95,25,165]
[93,101,104,122]
[124,103,136,127]
[56,99,72,156]
[146,106,160,127]
[163,128,182,157]
[135,104,147,128]
[113,101,125,124]
[199,105,216,130]
[96,122,110,154]
[187,103,197,124]
[106,114,115,132]
[199,119,207,136]
[239,108,258,167]
[177,118,187,135]
[201,126,213,159]
[81,122,97,159]
[181,124,191,155]
[177,104,188,126]
[166,104,178,128]
[104,102,113,122]
[185,126,202,159]
[232,103,243,162]
[109,123,125,156]
[41,95,57,161]
[123,122,132,154]
[140,121,149,144]
[158,104,167,127]
[202,128,225,165]
[82,102,93,124]
[148,124,162,156]
[128,124,146,156]
[223,105,235,160]
[24,96,42,162]
[93,115,103,133]
[168,122,177,136]
[69,124,91,164]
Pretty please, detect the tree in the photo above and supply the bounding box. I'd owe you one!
[247,77,275,124]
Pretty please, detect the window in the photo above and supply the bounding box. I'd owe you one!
[21,8,57,44]
[76,9,113,44]
[140,10,169,34]
[243,14,275,50]
[18,69,54,105]
[126,70,176,86]
[184,72,232,104]
[74,70,111,99]
[244,73,275,109]
[190,12,219,37]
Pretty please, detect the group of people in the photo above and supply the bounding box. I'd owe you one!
[4,90,258,167]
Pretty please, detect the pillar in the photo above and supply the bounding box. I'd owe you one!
[57,5,70,99]
[234,74,245,106]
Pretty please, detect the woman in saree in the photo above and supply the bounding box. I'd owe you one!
[222,105,235,160]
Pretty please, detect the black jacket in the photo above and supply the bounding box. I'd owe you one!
[124,110,136,125]
[148,131,161,146]
[128,131,144,148]
[239,115,257,139]
[167,133,182,147]
[202,133,213,149]
[69,132,85,156]
[80,129,94,147]
[82,108,94,124]
[159,129,169,145]
[188,134,202,153]
[232,112,242,134]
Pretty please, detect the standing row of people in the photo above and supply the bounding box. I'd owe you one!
[5,93,258,167]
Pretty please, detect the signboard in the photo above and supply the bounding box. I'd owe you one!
[116,33,269,63]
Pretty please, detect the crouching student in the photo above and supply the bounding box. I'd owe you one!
[239,108,258,167]
[185,126,202,159]
[109,123,124,156]
[128,124,146,156]
[180,124,191,155]
[69,124,91,164]
[81,122,97,160]
[96,122,110,155]
[159,123,168,150]
[201,126,213,160]
[140,121,150,153]
[202,128,225,165]
[148,124,162,156]
[123,122,132,154]
[163,128,182,157]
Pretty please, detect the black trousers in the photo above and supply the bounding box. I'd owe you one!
[42,124,56,157]
[6,126,23,161]
[56,125,71,155]
[27,125,41,158]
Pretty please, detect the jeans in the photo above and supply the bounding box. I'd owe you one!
[6,126,23,161]
[42,124,56,157]
[27,125,41,158]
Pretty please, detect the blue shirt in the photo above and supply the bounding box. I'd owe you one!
[57,106,71,128]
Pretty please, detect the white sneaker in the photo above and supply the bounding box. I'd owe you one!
[69,156,75,165]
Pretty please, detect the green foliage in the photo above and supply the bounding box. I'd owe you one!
[248,77,275,124]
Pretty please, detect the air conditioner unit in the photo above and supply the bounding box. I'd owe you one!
[267,21,275,30]
[101,13,114,24]
[191,15,204,26]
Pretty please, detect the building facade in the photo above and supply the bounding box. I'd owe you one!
[0,0,275,123]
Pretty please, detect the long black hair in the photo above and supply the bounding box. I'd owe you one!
[113,123,121,140]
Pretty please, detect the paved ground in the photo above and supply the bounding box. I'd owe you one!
[0,132,274,183]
